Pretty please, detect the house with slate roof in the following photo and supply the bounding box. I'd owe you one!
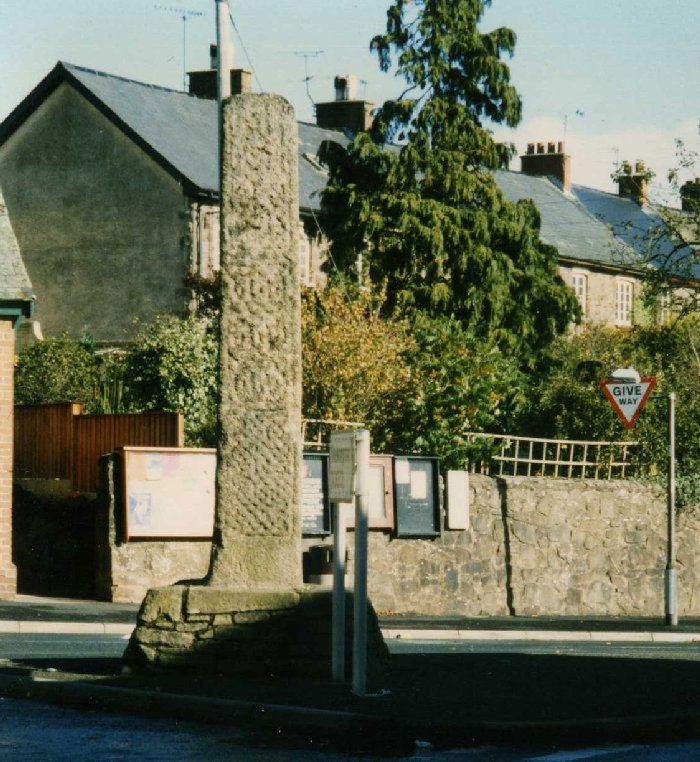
[0,60,687,342]
[0,61,349,342]
[517,143,699,327]
[0,183,34,598]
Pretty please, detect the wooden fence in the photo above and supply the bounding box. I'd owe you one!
[14,403,184,493]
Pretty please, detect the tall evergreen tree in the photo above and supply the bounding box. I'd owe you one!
[320,0,579,362]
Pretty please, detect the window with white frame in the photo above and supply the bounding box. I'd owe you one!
[298,224,313,286]
[616,279,634,326]
[571,271,588,319]
[659,290,671,325]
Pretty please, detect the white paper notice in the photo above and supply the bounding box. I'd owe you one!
[395,458,410,485]
[410,469,427,500]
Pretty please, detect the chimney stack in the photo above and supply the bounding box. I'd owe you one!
[315,74,374,134]
[616,160,649,205]
[680,178,700,213]
[520,140,572,192]
[187,44,252,100]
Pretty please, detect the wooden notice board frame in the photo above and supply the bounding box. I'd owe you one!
[120,446,216,540]
[344,454,395,530]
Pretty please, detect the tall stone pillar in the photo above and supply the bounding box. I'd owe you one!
[208,94,302,589]
[125,95,388,679]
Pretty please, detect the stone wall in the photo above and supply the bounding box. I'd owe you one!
[94,466,700,617]
[365,475,700,617]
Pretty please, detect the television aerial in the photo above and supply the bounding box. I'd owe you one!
[154,5,205,91]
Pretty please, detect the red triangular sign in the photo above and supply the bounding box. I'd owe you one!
[599,376,657,429]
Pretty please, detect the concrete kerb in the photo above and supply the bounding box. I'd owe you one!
[0,621,134,635]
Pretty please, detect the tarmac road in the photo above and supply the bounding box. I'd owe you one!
[1,696,700,761]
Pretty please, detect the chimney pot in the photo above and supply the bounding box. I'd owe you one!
[548,142,556,154]
[557,141,564,153]
[334,75,359,101]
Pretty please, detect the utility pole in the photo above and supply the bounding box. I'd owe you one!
[215,0,234,106]
[215,0,234,191]
[154,5,205,91]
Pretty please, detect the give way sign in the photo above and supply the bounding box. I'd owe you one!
[599,376,657,430]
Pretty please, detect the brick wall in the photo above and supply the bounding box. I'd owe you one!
[0,319,17,597]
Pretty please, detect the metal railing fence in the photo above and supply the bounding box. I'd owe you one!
[466,432,643,479]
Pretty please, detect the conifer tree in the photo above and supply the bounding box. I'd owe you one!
[320,0,579,361]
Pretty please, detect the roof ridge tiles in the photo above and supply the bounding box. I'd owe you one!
[60,61,186,96]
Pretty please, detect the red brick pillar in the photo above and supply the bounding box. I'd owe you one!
[0,318,17,598]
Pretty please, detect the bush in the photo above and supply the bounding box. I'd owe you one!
[521,319,700,478]
[122,315,218,447]
[15,334,100,409]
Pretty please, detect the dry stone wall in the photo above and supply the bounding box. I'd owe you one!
[99,464,700,618]
[365,475,700,618]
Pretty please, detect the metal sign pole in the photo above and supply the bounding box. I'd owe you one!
[666,391,678,626]
[352,429,370,696]
[331,500,347,681]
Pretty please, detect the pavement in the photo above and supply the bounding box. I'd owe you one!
[3,596,700,752]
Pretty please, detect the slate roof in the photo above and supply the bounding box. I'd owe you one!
[495,170,638,271]
[0,62,348,212]
[0,185,33,306]
[1,61,686,274]
[571,184,700,278]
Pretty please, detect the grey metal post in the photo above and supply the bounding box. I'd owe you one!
[352,429,370,695]
[331,501,347,681]
[666,391,678,626]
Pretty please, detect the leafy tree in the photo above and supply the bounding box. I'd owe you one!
[386,312,527,468]
[613,128,700,319]
[320,0,579,363]
[301,285,415,452]
[301,285,527,467]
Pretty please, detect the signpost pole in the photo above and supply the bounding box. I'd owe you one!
[352,429,370,696]
[331,500,346,681]
[329,429,356,683]
[666,391,678,626]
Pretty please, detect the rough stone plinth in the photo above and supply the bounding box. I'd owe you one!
[124,585,389,681]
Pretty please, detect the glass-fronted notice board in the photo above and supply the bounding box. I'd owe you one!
[121,446,216,540]
[302,453,331,536]
[394,456,441,537]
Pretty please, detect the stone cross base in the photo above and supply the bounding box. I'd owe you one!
[124,585,389,681]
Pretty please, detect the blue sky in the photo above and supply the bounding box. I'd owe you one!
[1,0,698,200]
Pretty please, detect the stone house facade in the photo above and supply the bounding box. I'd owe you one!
[0,184,34,598]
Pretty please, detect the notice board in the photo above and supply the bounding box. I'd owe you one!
[394,456,441,537]
[302,453,331,536]
[121,446,216,540]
